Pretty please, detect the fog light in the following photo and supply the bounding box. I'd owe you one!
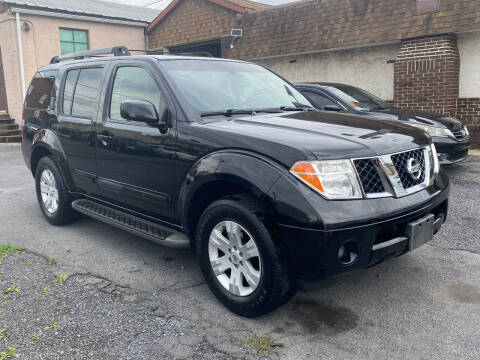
[338,240,359,266]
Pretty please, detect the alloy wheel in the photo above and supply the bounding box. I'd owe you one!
[208,221,262,296]
[40,169,59,214]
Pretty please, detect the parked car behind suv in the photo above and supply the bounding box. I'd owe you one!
[22,47,449,317]
[296,82,470,165]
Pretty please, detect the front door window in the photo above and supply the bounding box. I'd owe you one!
[109,66,166,122]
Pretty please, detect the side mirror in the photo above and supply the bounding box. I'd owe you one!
[324,104,343,112]
[120,100,159,126]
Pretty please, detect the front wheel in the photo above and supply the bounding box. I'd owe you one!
[35,156,78,226]
[197,194,295,317]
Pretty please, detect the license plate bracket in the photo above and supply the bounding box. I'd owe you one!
[406,213,435,251]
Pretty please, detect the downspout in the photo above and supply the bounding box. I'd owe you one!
[15,12,26,101]
[144,26,148,54]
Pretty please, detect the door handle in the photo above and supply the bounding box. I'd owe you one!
[97,134,113,146]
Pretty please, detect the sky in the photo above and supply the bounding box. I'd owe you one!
[105,0,298,9]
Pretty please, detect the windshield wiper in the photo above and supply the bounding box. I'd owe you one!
[201,108,284,117]
[201,109,255,117]
[200,106,315,117]
[279,105,315,112]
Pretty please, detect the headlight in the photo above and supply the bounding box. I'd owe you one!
[408,124,454,138]
[464,126,469,136]
[290,160,362,199]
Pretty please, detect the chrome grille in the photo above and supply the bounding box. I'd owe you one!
[353,159,385,194]
[353,147,430,198]
[391,148,425,189]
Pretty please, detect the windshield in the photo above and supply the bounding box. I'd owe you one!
[160,60,312,113]
[326,85,391,111]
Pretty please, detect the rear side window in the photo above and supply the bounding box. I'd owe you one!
[25,77,55,109]
[62,67,103,118]
[62,69,80,115]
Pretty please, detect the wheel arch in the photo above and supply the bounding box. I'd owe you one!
[30,129,74,191]
[178,150,285,245]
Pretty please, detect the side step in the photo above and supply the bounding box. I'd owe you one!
[71,199,189,249]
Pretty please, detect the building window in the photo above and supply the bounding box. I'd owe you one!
[59,28,89,54]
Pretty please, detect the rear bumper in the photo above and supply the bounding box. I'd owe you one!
[433,136,470,165]
[277,186,449,289]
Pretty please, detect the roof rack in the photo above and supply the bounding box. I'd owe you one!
[168,51,214,57]
[50,46,131,64]
[138,49,214,57]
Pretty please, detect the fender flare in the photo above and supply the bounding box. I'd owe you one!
[31,128,75,191]
[177,150,286,231]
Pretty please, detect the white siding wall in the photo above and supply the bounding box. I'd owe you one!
[458,31,480,98]
[0,14,23,122]
[255,43,400,101]
[0,11,147,124]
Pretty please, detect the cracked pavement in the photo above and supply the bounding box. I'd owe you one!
[0,144,479,359]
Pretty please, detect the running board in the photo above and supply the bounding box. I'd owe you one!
[71,199,189,249]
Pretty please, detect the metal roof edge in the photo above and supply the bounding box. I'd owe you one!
[9,6,149,27]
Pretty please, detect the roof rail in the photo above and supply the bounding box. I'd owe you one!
[50,46,131,64]
[169,51,214,57]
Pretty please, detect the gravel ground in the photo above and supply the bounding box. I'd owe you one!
[431,153,480,254]
[0,144,479,359]
[0,250,236,360]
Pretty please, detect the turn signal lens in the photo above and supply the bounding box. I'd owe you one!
[290,160,363,200]
[291,162,325,193]
[292,162,315,173]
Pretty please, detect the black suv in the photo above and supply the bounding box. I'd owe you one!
[21,47,449,317]
[296,82,470,165]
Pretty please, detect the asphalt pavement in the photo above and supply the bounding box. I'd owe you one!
[0,144,479,359]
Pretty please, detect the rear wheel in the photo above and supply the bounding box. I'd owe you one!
[35,156,78,225]
[197,194,295,317]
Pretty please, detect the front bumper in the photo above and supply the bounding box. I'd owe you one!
[433,136,470,165]
[275,181,449,290]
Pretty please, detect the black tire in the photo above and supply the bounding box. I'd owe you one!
[197,194,296,317]
[35,156,78,226]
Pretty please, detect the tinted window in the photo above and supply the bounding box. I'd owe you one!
[110,66,165,122]
[62,69,80,115]
[25,77,55,109]
[304,91,338,110]
[71,68,103,118]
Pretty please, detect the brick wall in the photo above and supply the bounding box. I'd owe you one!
[457,98,480,125]
[393,34,459,116]
[467,125,480,148]
[226,0,480,60]
[147,0,239,50]
[391,35,480,147]
[457,98,480,148]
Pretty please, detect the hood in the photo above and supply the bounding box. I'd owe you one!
[368,107,464,131]
[204,111,430,163]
